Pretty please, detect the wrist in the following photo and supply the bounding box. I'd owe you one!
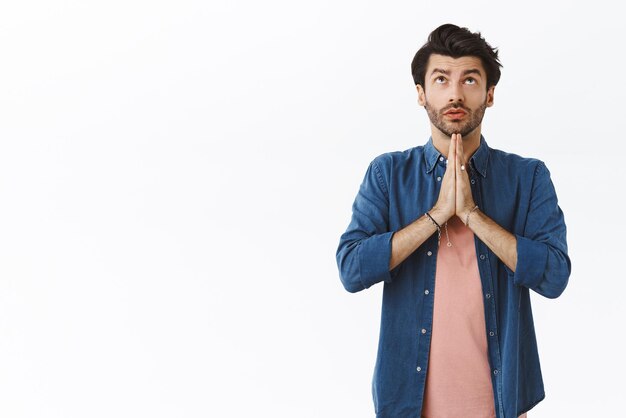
[463,204,480,227]
[429,205,450,226]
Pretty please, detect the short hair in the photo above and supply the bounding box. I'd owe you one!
[411,23,503,91]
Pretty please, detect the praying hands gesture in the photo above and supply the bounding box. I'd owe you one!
[389,133,518,272]
[431,133,478,226]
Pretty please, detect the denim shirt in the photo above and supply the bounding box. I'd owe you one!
[336,135,571,418]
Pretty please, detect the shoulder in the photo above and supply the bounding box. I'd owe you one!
[487,145,548,177]
[370,145,424,172]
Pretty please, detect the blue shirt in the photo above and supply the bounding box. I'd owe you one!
[336,135,571,418]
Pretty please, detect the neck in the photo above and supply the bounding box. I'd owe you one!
[431,125,482,159]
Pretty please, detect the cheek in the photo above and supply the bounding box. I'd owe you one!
[474,91,488,104]
[423,91,443,106]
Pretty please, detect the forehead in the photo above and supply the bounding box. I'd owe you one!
[425,53,485,77]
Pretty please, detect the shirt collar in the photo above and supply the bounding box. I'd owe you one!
[423,134,490,178]
[470,135,489,178]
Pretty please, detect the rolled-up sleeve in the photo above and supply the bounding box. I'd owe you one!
[336,158,398,293]
[512,161,571,298]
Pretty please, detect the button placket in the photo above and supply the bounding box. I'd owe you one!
[468,182,503,411]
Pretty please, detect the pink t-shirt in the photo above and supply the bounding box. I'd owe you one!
[421,216,527,418]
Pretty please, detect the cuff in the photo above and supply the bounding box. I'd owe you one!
[512,234,548,289]
[358,231,395,289]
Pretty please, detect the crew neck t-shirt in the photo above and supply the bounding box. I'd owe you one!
[421,216,528,418]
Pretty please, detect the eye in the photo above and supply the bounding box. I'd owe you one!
[465,77,476,85]
[435,76,446,84]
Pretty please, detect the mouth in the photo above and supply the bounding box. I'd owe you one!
[445,111,466,119]
[444,107,467,115]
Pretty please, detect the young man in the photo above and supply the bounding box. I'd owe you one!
[336,24,571,418]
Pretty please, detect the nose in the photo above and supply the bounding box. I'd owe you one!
[449,82,464,103]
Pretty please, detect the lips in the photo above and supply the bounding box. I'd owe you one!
[444,109,467,119]
[444,109,467,115]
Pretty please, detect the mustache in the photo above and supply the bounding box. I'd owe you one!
[442,104,470,113]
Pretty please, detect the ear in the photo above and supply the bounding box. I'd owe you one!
[486,85,495,107]
[416,84,425,106]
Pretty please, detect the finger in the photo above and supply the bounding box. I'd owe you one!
[448,134,456,177]
[455,134,463,174]
[442,134,453,177]
[446,133,455,168]
[456,134,467,174]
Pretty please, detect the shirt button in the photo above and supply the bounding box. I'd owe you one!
[471,179,476,184]
[421,328,427,334]
[480,254,486,260]
[439,156,444,161]
[493,369,499,375]
[427,251,432,256]
[437,176,442,181]
[416,366,422,372]
[489,331,495,336]
[486,293,491,299]
[424,289,429,295]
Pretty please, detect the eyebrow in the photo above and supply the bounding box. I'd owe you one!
[430,68,483,78]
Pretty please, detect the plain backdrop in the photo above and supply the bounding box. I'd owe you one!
[0,1,624,417]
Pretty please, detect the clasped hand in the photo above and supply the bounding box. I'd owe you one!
[433,133,477,225]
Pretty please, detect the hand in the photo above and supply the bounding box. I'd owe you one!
[454,133,477,222]
[431,133,456,225]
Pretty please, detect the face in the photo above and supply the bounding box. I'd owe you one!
[416,54,495,137]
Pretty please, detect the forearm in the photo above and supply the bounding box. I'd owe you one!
[389,207,447,271]
[464,208,517,272]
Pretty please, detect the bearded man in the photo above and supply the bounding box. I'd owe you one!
[336,23,571,418]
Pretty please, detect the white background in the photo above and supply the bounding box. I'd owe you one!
[0,1,623,417]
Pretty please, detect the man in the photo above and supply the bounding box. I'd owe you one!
[335,24,571,418]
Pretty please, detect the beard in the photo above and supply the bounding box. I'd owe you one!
[424,98,487,137]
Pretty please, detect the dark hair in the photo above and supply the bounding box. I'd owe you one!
[411,24,503,91]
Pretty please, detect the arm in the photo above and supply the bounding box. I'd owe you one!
[508,161,571,298]
[336,159,395,293]
[337,139,457,293]
[461,161,571,299]
[463,208,518,272]
[388,210,443,271]
[390,136,457,271]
